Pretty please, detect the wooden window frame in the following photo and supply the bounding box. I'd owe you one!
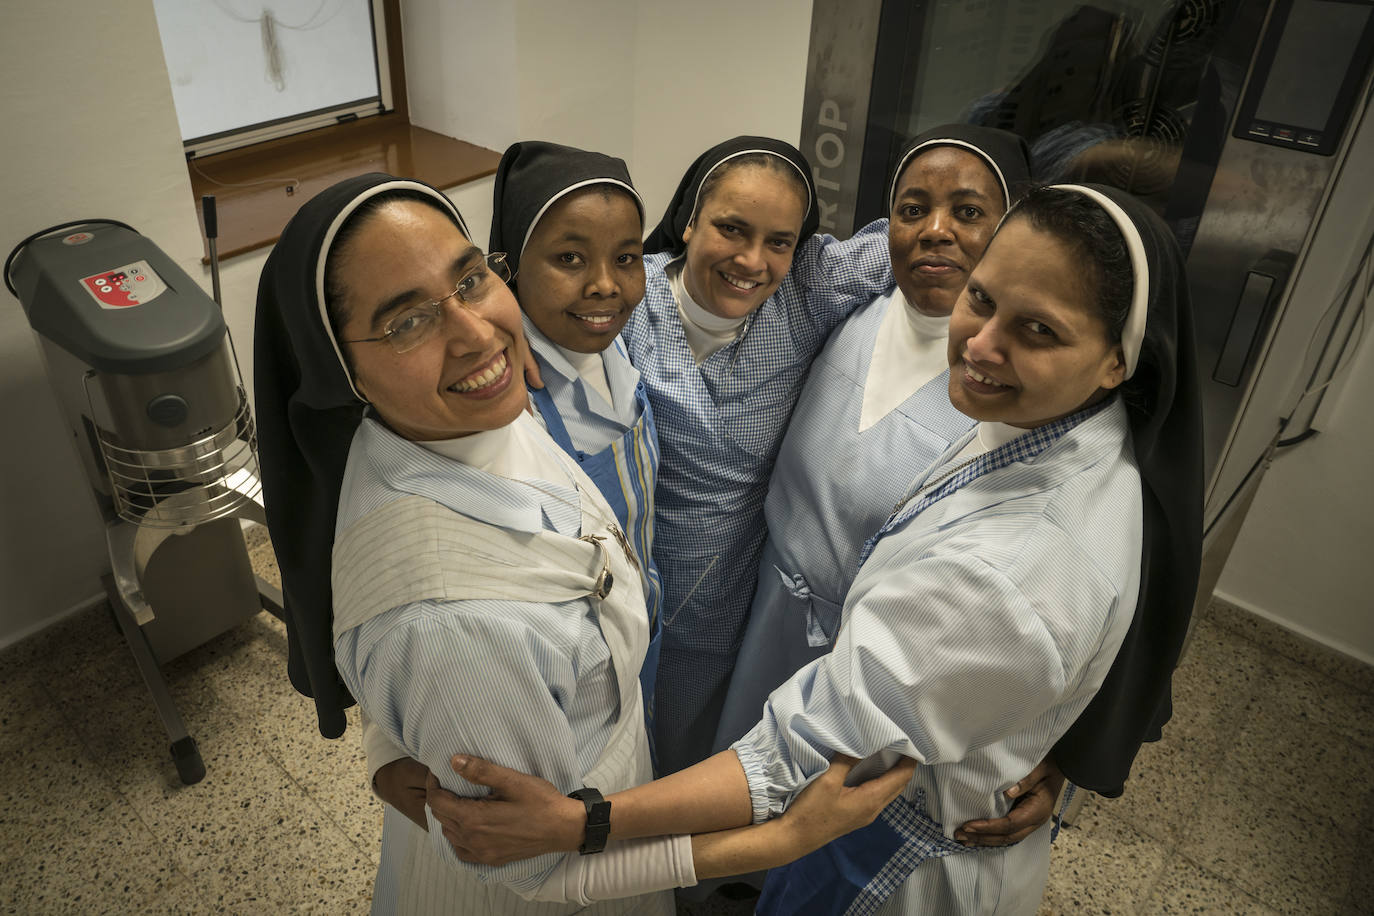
[186,0,500,261]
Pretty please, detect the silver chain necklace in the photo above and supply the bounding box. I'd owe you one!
[890,453,984,517]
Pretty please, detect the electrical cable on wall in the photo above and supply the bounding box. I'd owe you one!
[1275,220,1374,448]
[188,156,301,196]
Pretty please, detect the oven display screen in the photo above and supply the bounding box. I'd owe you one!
[1255,0,1372,130]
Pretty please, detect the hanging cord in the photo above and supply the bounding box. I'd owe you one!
[1275,222,1373,448]
[1050,782,1078,843]
[4,219,139,297]
[209,0,342,31]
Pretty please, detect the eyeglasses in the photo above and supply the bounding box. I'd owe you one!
[342,252,513,354]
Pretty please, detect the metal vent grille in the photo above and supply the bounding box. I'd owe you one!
[93,387,263,528]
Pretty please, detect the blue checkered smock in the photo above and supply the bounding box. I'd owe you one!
[621,218,893,775]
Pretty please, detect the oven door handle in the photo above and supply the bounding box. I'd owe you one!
[1212,249,1296,387]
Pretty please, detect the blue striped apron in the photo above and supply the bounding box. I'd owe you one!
[529,382,664,745]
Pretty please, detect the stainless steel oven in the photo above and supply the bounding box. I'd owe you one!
[800,0,1374,579]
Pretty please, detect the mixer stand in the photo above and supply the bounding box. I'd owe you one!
[102,493,280,786]
[103,572,206,785]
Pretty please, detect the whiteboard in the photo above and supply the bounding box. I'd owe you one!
[153,0,381,142]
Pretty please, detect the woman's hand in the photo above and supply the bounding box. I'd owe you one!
[426,755,585,865]
[778,754,917,852]
[514,328,544,391]
[372,756,431,830]
[953,755,1065,847]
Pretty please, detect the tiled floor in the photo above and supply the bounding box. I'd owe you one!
[1,525,1370,914]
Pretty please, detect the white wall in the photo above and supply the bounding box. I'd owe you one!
[0,0,207,645]
[401,0,813,219]
[402,0,518,153]
[627,0,814,219]
[1214,328,1374,664]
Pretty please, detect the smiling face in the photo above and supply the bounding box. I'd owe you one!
[947,216,1127,429]
[888,146,1004,317]
[681,163,808,320]
[516,186,645,353]
[332,200,528,441]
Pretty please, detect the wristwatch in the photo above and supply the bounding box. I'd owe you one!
[567,787,612,855]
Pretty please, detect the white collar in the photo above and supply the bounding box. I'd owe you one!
[561,345,606,377]
[417,412,572,486]
[418,419,517,470]
[899,293,954,341]
[671,259,748,335]
[976,421,1026,452]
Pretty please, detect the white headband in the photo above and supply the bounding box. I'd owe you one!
[314,181,472,401]
[887,138,1012,212]
[519,178,646,262]
[1047,183,1150,379]
[688,149,813,225]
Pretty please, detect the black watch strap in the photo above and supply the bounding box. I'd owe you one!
[567,787,611,855]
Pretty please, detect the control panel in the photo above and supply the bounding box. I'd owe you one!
[80,259,167,310]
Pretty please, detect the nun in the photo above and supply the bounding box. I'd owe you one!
[745,182,1205,913]
[423,182,1204,916]
[253,173,911,914]
[714,124,1032,757]
[254,173,669,913]
[491,142,663,714]
[629,136,893,777]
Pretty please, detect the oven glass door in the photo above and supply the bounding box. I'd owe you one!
[853,0,1255,244]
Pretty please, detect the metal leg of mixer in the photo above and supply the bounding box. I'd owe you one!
[101,573,206,785]
[230,498,285,623]
[255,576,285,622]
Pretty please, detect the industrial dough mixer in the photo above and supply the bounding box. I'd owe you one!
[5,216,280,784]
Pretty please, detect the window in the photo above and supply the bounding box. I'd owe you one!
[153,0,395,157]
[161,0,501,259]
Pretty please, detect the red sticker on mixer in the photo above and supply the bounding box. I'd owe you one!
[80,260,166,309]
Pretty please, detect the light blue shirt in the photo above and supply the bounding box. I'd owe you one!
[334,418,620,895]
[734,400,1143,914]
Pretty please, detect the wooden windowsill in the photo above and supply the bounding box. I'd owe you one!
[188,115,501,262]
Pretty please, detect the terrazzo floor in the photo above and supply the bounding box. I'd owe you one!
[1,524,1370,914]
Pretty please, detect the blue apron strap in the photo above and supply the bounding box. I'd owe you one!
[1051,782,1078,842]
[532,376,663,767]
[758,790,970,916]
[529,383,578,456]
[624,383,663,767]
